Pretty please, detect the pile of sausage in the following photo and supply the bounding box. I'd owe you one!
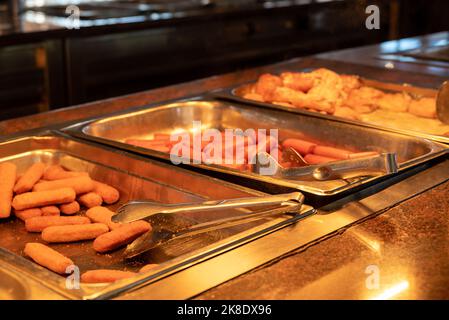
[125,132,378,169]
[0,162,158,284]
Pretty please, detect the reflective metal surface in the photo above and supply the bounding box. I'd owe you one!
[118,158,449,300]
[0,132,313,299]
[64,99,447,199]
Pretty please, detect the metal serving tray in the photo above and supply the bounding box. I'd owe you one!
[0,132,314,300]
[216,70,449,144]
[63,99,448,201]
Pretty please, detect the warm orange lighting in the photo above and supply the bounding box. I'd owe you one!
[371,280,409,300]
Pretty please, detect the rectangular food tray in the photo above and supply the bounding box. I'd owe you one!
[0,132,314,300]
[215,68,449,144]
[62,99,448,201]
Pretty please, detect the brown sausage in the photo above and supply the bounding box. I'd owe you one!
[282,139,316,155]
[304,154,339,164]
[33,176,94,195]
[348,151,379,159]
[92,181,120,204]
[86,206,121,231]
[24,243,74,274]
[81,269,136,283]
[15,208,42,221]
[12,188,76,211]
[41,206,60,216]
[0,162,17,218]
[313,146,352,160]
[60,201,80,215]
[78,192,103,208]
[42,223,109,243]
[93,220,152,253]
[13,162,46,194]
[25,215,91,232]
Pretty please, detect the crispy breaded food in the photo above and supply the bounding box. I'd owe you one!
[93,220,152,253]
[377,93,411,112]
[243,92,264,102]
[42,223,109,243]
[25,215,90,233]
[334,106,361,120]
[280,72,314,93]
[60,201,80,215]
[272,87,336,114]
[14,162,46,194]
[340,74,362,93]
[254,74,283,101]
[408,97,437,119]
[343,86,383,113]
[12,188,76,211]
[0,162,17,218]
[24,243,73,275]
[81,269,136,283]
[33,176,94,195]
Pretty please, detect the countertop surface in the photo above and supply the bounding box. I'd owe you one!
[1,33,449,300]
[317,31,449,78]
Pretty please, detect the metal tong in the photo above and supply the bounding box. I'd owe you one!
[114,192,306,258]
[113,192,304,223]
[252,149,398,181]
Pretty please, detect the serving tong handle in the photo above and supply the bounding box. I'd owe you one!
[255,152,398,181]
[123,200,309,259]
[281,152,398,181]
[114,192,304,223]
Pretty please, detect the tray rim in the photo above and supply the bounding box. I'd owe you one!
[0,130,314,300]
[213,68,449,145]
[60,98,449,197]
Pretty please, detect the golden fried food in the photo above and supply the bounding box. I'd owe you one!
[280,72,314,93]
[377,93,411,112]
[343,86,383,113]
[254,74,282,101]
[408,97,437,119]
[333,106,361,120]
[340,74,362,93]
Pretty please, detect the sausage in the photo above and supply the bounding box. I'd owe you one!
[78,192,103,208]
[304,154,339,164]
[313,146,352,160]
[93,220,152,253]
[348,151,379,159]
[12,188,76,211]
[60,201,80,215]
[92,181,120,204]
[13,162,46,194]
[25,215,91,233]
[33,176,94,195]
[81,269,136,283]
[282,138,316,155]
[41,206,60,216]
[139,264,159,273]
[43,165,89,180]
[42,223,109,243]
[15,208,42,221]
[24,243,74,274]
[0,162,17,218]
[86,206,121,231]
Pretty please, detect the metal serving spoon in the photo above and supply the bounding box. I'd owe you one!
[436,81,449,124]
